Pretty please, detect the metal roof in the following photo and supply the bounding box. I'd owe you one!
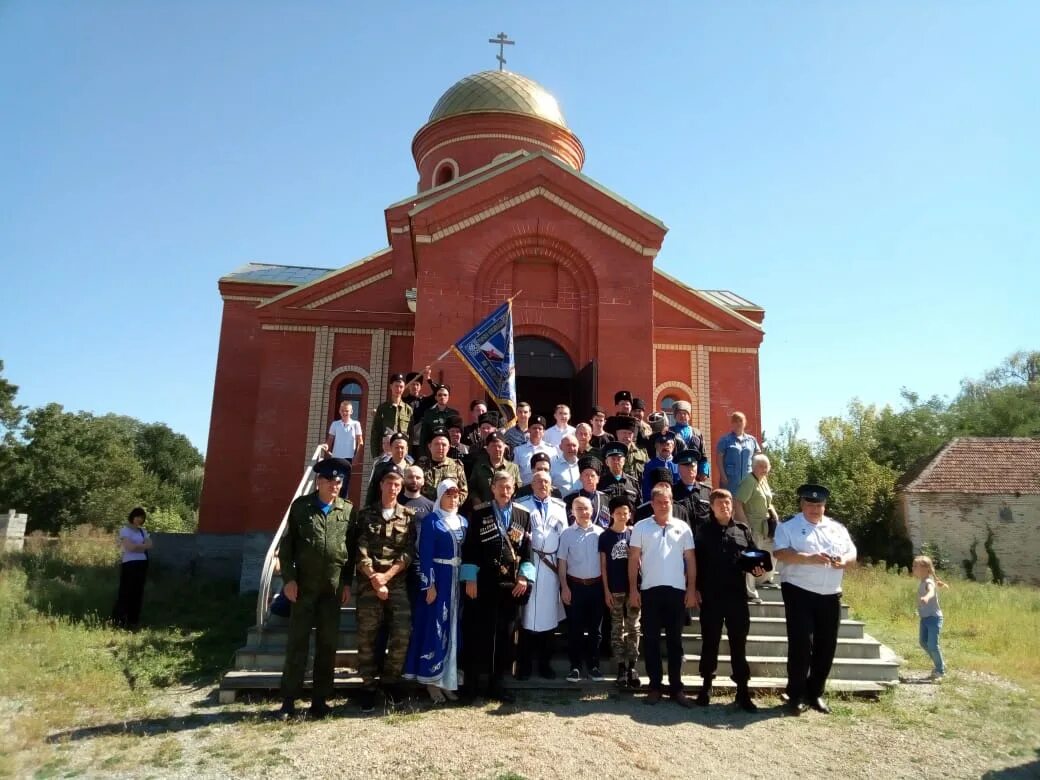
[699,289,763,311]
[427,70,567,128]
[222,263,333,286]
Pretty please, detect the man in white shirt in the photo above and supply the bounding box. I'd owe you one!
[558,497,605,682]
[550,434,582,496]
[513,415,559,485]
[543,404,576,449]
[324,401,364,495]
[628,487,698,707]
[773,483,857,716]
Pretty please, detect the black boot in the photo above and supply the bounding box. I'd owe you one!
[309,697,331,719]
[695,679,711,707]
[735,685,758,713]
[275,698,297,721]
[627,661,641,689]
[615,662,627,687]
[515,631,533,680]
[536,631,556,679]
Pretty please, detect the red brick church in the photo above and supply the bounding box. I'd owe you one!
[198,68,766,534]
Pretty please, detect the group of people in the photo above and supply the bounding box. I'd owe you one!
[275,371,860,720]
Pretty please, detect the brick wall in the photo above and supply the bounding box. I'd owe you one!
[903,491,1040,585]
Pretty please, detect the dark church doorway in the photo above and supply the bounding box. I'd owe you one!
[512,336,597,423]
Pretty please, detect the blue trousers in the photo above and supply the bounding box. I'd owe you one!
[919,615,945,675]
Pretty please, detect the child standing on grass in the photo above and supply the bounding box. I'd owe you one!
[913,555,948,681]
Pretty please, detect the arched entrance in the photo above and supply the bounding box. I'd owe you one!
[514,336,595,422]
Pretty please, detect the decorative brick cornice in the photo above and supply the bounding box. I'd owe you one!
[653,291,721,330]
[303,269,393,310]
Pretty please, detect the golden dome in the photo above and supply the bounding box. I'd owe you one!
[427,70,567,128]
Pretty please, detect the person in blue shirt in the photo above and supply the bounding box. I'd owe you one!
[715,411,761,490]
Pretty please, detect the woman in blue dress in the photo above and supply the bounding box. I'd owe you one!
[404,479,467,702]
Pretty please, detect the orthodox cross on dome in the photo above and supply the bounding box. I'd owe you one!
[488,32,515,71]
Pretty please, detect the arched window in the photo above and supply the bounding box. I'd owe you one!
[433,159,458,187]
[336,379,364,420]
[661,395,679,426]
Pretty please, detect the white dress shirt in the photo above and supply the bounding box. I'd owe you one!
[773,513,857,595]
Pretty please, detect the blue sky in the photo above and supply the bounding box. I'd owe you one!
[1,1,1037,452]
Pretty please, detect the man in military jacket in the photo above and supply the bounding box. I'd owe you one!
[417,427,469,505]
[276,458,359,720]
[467,431,522,508]
[672,450,712,532]
[460,470,535,702]
[369,373,412,458]
[598,441,642,507]
[354,464,417,713]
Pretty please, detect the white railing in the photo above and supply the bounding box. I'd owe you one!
[255,445,326,632]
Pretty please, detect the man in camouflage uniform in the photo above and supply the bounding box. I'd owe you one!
[467,431,521,507]
[369,373,412,458]
[354,464,417,713]
[606,415,648,488]
[417,427,469,505]
[276,458,359,720]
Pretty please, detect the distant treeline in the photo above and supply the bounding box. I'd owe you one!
[0,361,204,533]
[765,351,1040,566]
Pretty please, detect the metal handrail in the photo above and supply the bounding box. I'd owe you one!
[255,445,326,632]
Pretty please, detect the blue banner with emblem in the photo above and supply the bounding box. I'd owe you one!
[451,300,517,428]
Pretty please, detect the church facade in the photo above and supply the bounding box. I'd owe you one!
[198,69,765,534]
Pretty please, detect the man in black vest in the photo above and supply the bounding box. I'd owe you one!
[460,470,535,703]
[672,449,712,532]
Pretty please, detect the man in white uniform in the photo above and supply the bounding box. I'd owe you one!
[515,471,567,679]
[773,483,857,716]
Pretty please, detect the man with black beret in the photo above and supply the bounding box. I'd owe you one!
[370,373,412,458]
[515,451,564,500]
[773,484,857,716]
[693,488,765,712]
[566,456,610,527]
[276,457,359,720]
[512,415,559,485]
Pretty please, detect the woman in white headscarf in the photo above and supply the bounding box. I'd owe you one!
[403,479,468,702]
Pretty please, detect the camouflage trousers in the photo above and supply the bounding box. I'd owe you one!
[356,582,412,688]
[608,592,642,663]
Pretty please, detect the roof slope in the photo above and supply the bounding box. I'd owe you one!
[898,437,1040,494]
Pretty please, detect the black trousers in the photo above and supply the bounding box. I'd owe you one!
[112,560,148,628]
[782,582,842,701]
[516,629,554,676]
[697,593,751,684]
[463,583,519,688]
[565,579,603,672]
[641,586,686,693]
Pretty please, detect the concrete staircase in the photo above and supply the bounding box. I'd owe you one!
[219,586,901,701]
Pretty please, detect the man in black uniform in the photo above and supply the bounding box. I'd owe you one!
[460,471,535,702]
[598,441,641,506]
[672,450,712,532]
[693,488,766,713]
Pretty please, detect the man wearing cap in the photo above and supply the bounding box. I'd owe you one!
[598,441,642,506]
[513,415,559,485]
[402,367,433,453]
[588,406,615,450]
[418,385,460,451]
[693,488,765,713]
[468,431,522,506]
[550,434,583,497]
[370,373,412,458]
[773,484,857,715]
[367,432,413,506]
[642,431,680,501]
[463,412,501,472]
[673,450,713,533]
[630,398,655,453]
[566,456,610,528]
[628,487,698,707]
[417,428,469,506]
[606,415,648,488]
[355,464,417,712]
[276,458,359,720]
[461,470,535,701]
[446,415,470,462]
[668,401,709,478]
[515,452,564,500]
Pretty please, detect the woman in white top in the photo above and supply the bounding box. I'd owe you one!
[111,507,152,629]
[324,401,364,495]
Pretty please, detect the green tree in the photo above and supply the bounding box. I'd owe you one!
[951,351,1040,436]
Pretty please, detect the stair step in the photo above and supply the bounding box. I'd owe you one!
[220,669,893,695]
